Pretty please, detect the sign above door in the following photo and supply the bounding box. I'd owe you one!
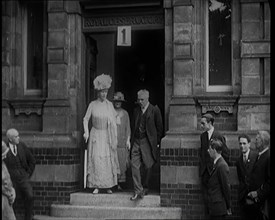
[117,26,131,46]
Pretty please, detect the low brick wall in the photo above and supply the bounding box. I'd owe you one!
[159,132,255,220]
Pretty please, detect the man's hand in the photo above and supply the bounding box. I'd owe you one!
[227,208,232,215]
[157,144,160,148]
[247,191,258,202]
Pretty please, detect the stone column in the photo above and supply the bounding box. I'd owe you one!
[238,1,270,131]
[43,0,71,133]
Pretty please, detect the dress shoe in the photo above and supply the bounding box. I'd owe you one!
[130,193,144,201]
[107,189,112,194]
[93,188,99,194]
[143,188,149,195]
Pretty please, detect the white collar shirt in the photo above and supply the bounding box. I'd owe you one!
[9,143,17,156]
[214,154,222,165]
[208,127,214,140]
[141,102,150,114]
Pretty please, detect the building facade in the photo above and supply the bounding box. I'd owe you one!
[2,0,270,219]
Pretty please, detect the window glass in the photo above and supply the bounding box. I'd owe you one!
[208,0,231,86]
[25,1,44,92]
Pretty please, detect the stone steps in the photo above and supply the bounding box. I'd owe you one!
[70,191,160,207]
[34,191,182,220]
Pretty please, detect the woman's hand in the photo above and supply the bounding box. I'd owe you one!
[9,189,16,205]
[83,132,89,143]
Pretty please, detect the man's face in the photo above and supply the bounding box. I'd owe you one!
[137,93,149,109]
[239,137,250,154]
[200,117,211,132]
[9,130,20,145]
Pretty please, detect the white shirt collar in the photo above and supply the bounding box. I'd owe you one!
[208,127,214,140]
[141,102,150,113]
[214,154,222,165]
[259,147,269,156]
[243,149,250,158]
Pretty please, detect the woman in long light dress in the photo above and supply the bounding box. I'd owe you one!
[2,141,16,220]
[83,74,120,194]
[112,92,131,190]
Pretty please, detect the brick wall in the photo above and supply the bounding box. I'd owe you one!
[12,147,82,220]
[160,133,245,220]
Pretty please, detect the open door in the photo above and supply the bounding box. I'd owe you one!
[115,29,165,193]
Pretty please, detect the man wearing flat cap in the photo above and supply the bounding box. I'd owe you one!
[199,113,229,216]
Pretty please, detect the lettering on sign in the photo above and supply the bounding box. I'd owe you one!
[117,26,131,46]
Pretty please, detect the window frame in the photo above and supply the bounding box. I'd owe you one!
[205,0,233,93]
[22,1,46,96]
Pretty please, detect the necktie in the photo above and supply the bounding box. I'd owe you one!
[243,154,247,163]
[12,145,17,156]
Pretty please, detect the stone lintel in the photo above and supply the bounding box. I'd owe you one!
[238,95,270,105]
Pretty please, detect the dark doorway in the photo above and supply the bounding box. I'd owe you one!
[114,29,164,192]
[114,29,165,121]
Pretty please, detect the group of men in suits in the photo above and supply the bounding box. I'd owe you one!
[199,113,270,220]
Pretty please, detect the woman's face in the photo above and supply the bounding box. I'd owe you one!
[98,89,108,101]
[114,101,122,109]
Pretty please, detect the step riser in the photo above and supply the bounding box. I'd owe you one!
[51,206,182,219]
[70,194,160,207]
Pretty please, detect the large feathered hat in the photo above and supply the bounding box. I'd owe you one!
[93,74,112,90]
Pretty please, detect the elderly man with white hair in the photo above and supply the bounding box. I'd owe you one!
[129,89,163,201]
[4,128,36,220]
[247,130,270,220]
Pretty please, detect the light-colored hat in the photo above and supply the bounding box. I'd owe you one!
[2,141,9,157]
[113,92,126,102]
[93,74,112,90]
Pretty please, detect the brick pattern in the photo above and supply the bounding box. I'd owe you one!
[32,147,81,165]
[160,148,240,167]
[161,183,240,220]
[160,148,243,219]
[13,181,81,219]
[12,147,82,220]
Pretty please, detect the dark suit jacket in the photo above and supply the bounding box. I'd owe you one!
[199,130,229,177]
[207,156,231,216]
[4,141,36,178]
[236,149,258,203]
[131,103,163,161]
[249,149,270,204]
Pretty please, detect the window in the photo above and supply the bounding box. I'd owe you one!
[22,1,46,95]
[206,0,232,92]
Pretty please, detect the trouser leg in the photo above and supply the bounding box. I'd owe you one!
[131,141,143,194]
[17,178,34,220]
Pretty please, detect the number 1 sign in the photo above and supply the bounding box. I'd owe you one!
[117,26,131,46]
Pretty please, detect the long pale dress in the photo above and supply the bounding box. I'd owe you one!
[115,108,131,183]
[83,99,120,188]
[2,161,16,220]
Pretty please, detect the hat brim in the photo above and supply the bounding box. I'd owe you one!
[113,99,126,102]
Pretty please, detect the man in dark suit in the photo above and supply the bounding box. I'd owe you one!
[4,128,36,220]
[199,113,229,215]
[130,89,163,201]
[236,133,258,220]
[207,139,231,219]
[247,131,270,220]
